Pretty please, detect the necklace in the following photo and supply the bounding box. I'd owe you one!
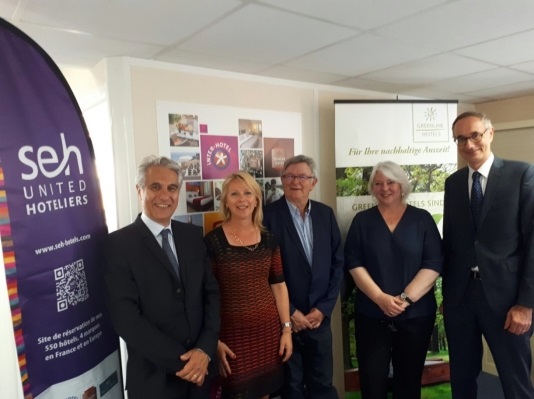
[230,229,259,252]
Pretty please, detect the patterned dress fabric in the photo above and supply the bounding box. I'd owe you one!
[205,227,285,398]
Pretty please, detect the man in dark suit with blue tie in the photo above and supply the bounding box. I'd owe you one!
[104,156,220,399]
[263,155,344,399]
[443,112,534,398]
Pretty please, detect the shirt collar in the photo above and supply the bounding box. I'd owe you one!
[285,198,312,217]
[141,213,172,238]
[469,153,494,179]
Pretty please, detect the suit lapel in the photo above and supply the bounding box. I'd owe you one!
[455,168,474,232]
[134,216,181,281]
[310,205,323,267]
[480,157,503,227]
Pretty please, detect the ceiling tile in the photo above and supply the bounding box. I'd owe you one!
[429,68,534,93]
[156,48,269,75]
[286,33,438,76]
[334,76,419,94]
[257,0,447,30]
[177,3,357,64]
[511,60,534,74]
[465,79,534,100]
[453,29,534,66]
[11,0,243,45]
[0,0,18,17]
[402,87,491,103]
[15,21,163,67]
[257,65,347,85]
[361,54,494,85]
[376,0,534,52]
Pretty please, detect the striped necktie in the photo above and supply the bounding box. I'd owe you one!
[160,229,180,279]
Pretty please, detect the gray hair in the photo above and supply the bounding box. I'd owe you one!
[368,161,411,202]
[282,154,317,177]
[135,155,183,188]
[452,111,493,131]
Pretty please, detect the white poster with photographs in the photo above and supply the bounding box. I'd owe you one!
[157,101,301,235]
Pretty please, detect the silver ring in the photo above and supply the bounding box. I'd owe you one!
[193,374,197,378]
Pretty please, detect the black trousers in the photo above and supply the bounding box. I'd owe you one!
[282,326,338,399]
[355,313,436,399]
[444,278,534,399]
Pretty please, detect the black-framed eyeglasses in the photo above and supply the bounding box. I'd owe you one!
[281,174,315,182]
[453,128,489,146]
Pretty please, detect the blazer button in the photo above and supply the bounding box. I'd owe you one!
[474,240,479,245]
[186,338,191,345]
[176,288,182,294]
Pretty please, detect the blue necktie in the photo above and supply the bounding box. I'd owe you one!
[471,171,483,230]
[161,229,180,279]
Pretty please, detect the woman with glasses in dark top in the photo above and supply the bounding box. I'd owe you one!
[344,161,442,399]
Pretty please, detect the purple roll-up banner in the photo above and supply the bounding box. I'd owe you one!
[0,18,122,399]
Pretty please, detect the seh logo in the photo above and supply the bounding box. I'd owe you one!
[18,133,84,180]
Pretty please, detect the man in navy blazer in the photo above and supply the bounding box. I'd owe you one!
[104,156,220,399]
[263,155,344,399]
[443,112,534,398]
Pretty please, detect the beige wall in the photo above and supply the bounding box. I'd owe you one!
[476,94,534,125]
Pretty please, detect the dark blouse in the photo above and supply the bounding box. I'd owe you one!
[344,205,443,320]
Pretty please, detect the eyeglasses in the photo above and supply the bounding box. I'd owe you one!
[281,174,315,182]
[454,128,489,146]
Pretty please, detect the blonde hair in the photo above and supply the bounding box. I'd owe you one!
[220,171,265,230]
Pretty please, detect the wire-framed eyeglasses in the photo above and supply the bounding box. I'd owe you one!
[453,128,489,146]
[281,174,315,182]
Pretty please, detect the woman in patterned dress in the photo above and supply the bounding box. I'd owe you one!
[205,171,292,399]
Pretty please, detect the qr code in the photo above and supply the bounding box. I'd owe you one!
[55,260,89,312]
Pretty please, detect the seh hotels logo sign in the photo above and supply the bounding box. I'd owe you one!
[412,104,451,143]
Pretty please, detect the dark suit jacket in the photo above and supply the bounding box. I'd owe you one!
[443,157,534,315]
[263,196,344,323]
[104,215,220,399]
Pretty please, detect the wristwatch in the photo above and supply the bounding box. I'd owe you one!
[401,292,414,305]
[282,322,292,329]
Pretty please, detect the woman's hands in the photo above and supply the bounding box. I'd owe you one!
[279,330,293,362]
[216,340,236,378]
[376,292,406,317]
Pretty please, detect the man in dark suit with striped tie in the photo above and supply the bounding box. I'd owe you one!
[104,155,220,399]
[442,112,534,399]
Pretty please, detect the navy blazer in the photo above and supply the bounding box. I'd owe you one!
[263,196,344,323]
[443,157,534,315]
[104,215,220,399]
